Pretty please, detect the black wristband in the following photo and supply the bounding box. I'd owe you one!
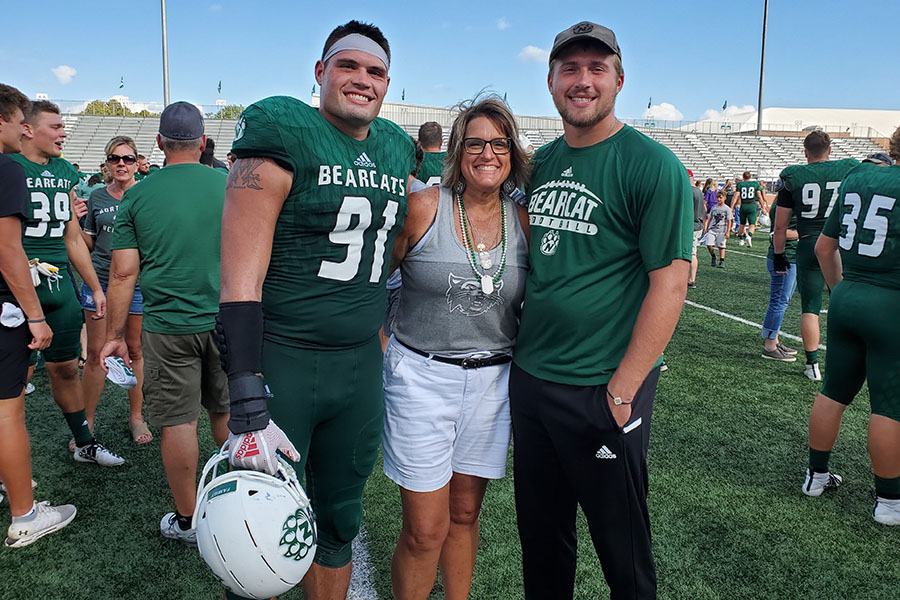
[216,302,270,432]
[27,317,46,323]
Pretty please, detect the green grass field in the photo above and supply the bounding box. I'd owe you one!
[1,233,896,600]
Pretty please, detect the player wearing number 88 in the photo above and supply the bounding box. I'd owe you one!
[218,20,414,599]
[772,130,859,379]
[803,125,900,525]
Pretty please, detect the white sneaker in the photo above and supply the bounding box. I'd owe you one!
[802,469,842,497]
[160,512,197,547]
[74,441,124,467]
[874,497,900,525]
[804,362,822,381]
[745,234,752,247]
[738,239,746,246]
[5,501,77,548]
[104,356,137,390]
[24,383,35,395]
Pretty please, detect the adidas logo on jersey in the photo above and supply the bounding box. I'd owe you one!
[560,166,574,177]
[595,445,617,459]
[353,153,376,168]
[41,170,54,177]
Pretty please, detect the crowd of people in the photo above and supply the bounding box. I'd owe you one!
[0,16,898,600]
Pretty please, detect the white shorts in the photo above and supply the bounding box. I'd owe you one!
[692,229,702,256]
[382,337,512,492]
[703,230,727,249]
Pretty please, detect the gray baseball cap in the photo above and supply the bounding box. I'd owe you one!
[159,101,204,140]
[862,152,893,166]
[549,21,620,63]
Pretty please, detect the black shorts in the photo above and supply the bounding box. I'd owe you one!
[0,311,31,400]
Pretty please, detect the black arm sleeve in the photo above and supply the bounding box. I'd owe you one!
[215,301,271,433]
[776,186,794,210]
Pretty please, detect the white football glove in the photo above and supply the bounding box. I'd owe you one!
[228,420,300,475]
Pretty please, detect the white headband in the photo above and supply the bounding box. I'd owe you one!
[322,33,390,72]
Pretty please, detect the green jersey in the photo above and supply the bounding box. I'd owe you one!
[417,151,446,187]
[231,96,416,348]
[514,125,693,386]
[112,164,226,334]
[779,158,859,238]
[823,163,900,290]
[735,180,763,207]
[8,155,78,265]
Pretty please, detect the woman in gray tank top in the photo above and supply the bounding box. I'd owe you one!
[384,97,531,600]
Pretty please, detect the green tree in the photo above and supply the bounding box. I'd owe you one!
[213,104,245,119]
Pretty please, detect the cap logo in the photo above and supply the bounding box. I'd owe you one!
[573,22,594,34]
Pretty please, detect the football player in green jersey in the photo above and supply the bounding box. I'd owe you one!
[773,130,859,381]
[510,22,692,599]
[416,121,445,187]
[218,21,414,600]
[11,101,123,467]
[735,171,767,246]
[800,127,900,525]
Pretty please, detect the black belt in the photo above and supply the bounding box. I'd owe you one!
[396,339,512,369]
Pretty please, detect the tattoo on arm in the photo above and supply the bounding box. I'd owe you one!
[226,158,265,191]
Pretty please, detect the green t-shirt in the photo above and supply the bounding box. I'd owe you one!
[84,186,127,283]
[514,125,693,385]
[112,164,226,334]
[779,158,859,238]
[735,180,763,207]
[8,154,79,265]
[767,197,799,262]
[417,151,446,187]
[231,96,416,348]
[822,163,900,290]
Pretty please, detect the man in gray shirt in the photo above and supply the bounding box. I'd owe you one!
[689,169,704,288]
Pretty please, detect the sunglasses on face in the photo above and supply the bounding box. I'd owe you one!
[106,154,137,165]
[463,137,512,155]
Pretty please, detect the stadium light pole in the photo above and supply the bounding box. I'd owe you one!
[161,0,170,106]
[756,0,768,135]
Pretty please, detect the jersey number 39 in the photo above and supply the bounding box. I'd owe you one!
[25,191,70,238]
[318,195,399,283]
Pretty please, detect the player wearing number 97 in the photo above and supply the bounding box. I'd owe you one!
[8,101,124,467]
[772,130,858,381]
[802,126,900,525]
[218,20,414,600]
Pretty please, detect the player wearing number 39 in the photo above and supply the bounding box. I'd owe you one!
[802,126,900,526]
[218,21,415,600]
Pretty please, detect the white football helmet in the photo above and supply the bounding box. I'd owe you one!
[193,443,317,600]
[758,212,771,228]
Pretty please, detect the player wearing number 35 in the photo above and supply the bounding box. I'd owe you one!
[385,96,530,599]
[218,20,415,599]
[803,125,900,526]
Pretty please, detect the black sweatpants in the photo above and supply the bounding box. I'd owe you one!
[509,363,659,600]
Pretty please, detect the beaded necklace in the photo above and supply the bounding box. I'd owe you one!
[457,193,507,295]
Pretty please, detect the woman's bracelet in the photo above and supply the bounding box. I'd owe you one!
[27,317,46,323]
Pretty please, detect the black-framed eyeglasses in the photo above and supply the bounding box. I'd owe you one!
[463,137,512,155]
[106,154,137,165]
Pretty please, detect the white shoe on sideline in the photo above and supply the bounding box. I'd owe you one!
[802,469,842,497]
[5,501,77,548]
[804,363,822,381]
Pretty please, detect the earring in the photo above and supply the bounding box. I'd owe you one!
[454,178,466,196]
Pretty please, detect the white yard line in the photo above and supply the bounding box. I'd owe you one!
[348,526,378,599]
[727,248,766,258]
[684,300,826,350]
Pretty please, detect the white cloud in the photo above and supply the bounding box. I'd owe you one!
[698,104,756,121]
[643,102,683,121]
[497,17,511,30]
[518,45,549,63]
[51,65,77,85]
[209,3,221,11]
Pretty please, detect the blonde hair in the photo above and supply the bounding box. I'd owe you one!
[443,95,531,192]
[105,135,138,157]
[890,125,900,162]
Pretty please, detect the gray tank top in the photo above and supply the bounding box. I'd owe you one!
[393,186,528,356]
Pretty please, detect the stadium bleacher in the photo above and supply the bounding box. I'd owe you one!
[60,111,886,183]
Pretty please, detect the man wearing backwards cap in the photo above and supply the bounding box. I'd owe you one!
[218,20,414,599]
[101,101,230,547]
[510,21,692,599]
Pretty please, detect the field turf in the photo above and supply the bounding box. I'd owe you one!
[1,233,896,599]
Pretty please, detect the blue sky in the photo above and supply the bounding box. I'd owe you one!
[2,1,897,122]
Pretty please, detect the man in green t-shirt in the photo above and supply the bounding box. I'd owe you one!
[772,130,859,381]
[100,102,230,547]
[510,21,692,600]
[416,120,445,187]
[800,139,900,526]
[217,21,414,598]
[11,100,123,468]
[735,171,767,246]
